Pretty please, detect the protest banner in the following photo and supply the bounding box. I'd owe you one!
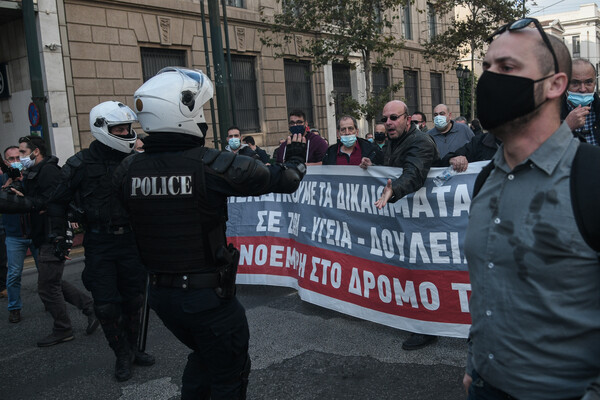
[226,162,487,338]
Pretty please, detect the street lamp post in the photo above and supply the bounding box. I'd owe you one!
[455,65,471,118]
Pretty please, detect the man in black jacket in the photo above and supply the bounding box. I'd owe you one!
[434,131,501,171]
[14,136,96,347]
[47,101,154,381]
[375,100,439,208]
[374,100,439,352]
[322,115,383,167]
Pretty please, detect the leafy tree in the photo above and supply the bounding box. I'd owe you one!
[420,0,522,120]
[260,0,407,124]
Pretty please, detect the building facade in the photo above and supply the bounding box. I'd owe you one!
[0,0,463,158]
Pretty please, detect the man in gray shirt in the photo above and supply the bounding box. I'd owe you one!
[427,104,474,158]
[463,20,600,400]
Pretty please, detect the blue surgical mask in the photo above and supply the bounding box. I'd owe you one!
[289,125,305,135]
[367,138,374,143]
[340,134,357,148]
[10,162,23,170]
[434,115,448,129]
[567,91,594,107]
[228,138,241,150]
[20,154,35,169]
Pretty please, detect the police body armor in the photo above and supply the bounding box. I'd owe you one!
[64,142,131,228]
[124,147,228,275]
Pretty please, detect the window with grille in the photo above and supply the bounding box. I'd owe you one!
[284,60,314,127]
[230,55,260,133]
[427,3,437,39]
[403,4,412,40]
[403,70,419,115]
[140,48,187,82]
[332,63,353,120]
[430,72,443,111]
[572,36,580,58]
[372,68,390,97]
[226,0,244,8]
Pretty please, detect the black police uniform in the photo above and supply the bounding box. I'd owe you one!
[46,140,151,378]
[112,133,305,399]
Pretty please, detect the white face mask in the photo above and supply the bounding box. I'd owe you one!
[434,115,448,130]
[20,154,35,169]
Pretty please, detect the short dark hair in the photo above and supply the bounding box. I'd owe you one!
[19,136,47,157]
[455,116,468,123]
[242,136,255,145]
[227,126,241,135]
[289,109,306,121]
[412,111,427,123]
[470,119,482,130]
[4,145,18,160]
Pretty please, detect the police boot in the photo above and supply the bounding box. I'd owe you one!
[94,303,134,381]
[123,295,155,367]
[114,345,134,382]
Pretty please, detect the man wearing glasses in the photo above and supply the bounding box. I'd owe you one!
[274,110,328,165]
[463,18,600,400]
[561,58,599,145]
[322,115,383,167]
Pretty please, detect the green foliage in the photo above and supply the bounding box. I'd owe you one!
[421,0,523,63]
[339,81,404,121]
[260,0,407,107]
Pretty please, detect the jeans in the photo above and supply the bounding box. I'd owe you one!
[5,236,38,311]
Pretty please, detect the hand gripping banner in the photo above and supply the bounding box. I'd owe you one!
[226,163,487,338]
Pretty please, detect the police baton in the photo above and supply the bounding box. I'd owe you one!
[137,274,150,353]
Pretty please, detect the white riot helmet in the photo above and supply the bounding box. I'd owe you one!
[134,67,214,138]
[89,101,138,153]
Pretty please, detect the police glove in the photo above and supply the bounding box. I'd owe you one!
[284,140,307,163]
[53,236,72,261]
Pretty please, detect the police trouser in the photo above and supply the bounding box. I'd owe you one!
[82,231,146,351]
[149,285,250,400]
[37,243,93,333]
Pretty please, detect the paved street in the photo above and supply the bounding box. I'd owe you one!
[1,256,467,400]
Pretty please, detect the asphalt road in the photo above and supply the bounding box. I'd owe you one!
[0,256,468,400]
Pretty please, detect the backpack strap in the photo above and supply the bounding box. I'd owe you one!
[472,160,495,198]
[570,143,600,252]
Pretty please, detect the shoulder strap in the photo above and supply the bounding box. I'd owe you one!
[571,143,600,252]
[472,160,495,198]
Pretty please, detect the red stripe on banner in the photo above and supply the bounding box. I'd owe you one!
[229,236,472,324]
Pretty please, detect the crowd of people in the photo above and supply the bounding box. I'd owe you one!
[0,17,599,400]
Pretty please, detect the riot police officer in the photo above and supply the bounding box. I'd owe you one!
[112,67,306,399]
[46,101,154,381]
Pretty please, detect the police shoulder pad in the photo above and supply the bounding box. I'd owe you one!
[201,148,220,165]
[66,151,85,169]
[206,151,236,174]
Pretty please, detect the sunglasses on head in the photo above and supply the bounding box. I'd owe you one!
[380,113,407,123]
[487,18,558,74]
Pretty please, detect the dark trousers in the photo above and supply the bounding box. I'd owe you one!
[37,243,93,333]
[149,286,250,400]
[0,231,7,291]
[82,231,146,350]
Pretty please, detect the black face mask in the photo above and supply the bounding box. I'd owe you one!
[374,132,386,142]
[476,70,551,130]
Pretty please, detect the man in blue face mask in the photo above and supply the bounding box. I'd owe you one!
[426,103,474,158]
[560,58,599,145]
[321,115,382,167]
[225,126,258,159]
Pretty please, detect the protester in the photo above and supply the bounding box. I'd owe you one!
[226,126,258,159]
[454,116,468,124]
[374,123,387,148]
[411,112,428,132]
[561,58,599,144]
[242,135,270,164]
[322,115,383,168]
[463,19,600,400]
[469,119,484,136]
[426,104,474,158]
[275,110,328,165]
